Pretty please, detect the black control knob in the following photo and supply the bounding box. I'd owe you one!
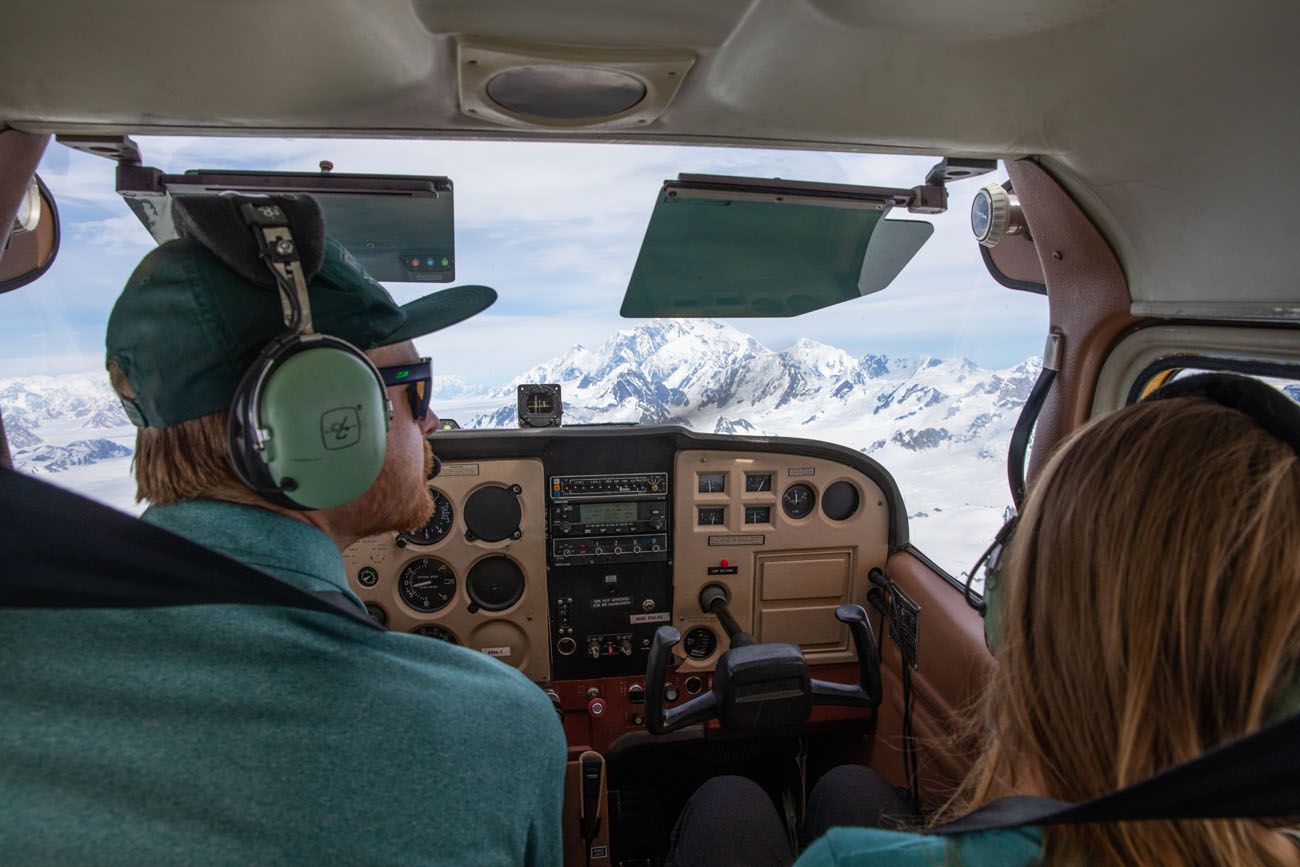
[588,639,602,659]
[664,682,680,703]
[619,637,633,656]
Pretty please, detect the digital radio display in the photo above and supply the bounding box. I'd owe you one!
[579,502,638,524]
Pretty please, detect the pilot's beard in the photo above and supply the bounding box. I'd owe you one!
[348,439,436,542]
[396,438,437,531]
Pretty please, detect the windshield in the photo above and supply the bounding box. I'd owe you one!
[2,137,1045,582]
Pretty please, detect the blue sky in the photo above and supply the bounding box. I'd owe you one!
[5,137,1046,386]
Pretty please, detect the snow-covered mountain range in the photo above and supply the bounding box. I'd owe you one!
[31,320,1298,577]
[437,319,1038,574]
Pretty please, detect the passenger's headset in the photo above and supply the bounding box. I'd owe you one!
[177,194,392,511]
[970,372,1300,656]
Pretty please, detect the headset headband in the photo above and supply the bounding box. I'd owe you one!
[1146,372,1300,457]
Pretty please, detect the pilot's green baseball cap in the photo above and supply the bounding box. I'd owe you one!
[106,235,496,428]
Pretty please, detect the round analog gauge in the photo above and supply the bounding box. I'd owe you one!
[398,557,457,612]
[822,481,861,521]
[683,626,719,660]
[781,483,817,519]
[397,490,455,546]
[466,556,525,612]
[412,625,459,645]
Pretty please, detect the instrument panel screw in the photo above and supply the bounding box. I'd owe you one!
[1052,250,1063,260]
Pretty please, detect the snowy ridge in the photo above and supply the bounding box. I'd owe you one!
[1,321,1043,573]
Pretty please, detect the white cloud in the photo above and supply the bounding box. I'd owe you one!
[70,214,156,250]
[13,135,1042,384]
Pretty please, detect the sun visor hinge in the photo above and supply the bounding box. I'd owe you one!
[908,158,998,215]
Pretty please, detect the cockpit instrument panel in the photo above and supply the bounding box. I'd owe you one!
[343,458,549,682]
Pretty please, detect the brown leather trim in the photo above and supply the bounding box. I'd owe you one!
[984,227,1044,289]
[868,549,994,809]
[1005,159,1137,486]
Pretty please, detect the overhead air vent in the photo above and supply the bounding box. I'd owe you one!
[457,37,693,130]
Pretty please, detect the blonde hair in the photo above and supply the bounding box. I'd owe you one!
[108,361,252,506]
[951,396,1300,865]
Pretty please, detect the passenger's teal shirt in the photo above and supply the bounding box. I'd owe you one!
[797,825,1043,866]
[0,500,567,866]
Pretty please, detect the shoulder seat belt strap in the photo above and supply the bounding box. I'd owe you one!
[933,708,1300,833]
[0,467,382,630]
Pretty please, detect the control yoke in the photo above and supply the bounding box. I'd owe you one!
[645,584,882,735]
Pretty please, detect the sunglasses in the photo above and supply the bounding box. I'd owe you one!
[377,357,433,421]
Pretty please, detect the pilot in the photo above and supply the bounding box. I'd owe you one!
[0,223,566,864]
[668,375,1300,866]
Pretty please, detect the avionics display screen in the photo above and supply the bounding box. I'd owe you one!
[579,502,638,524]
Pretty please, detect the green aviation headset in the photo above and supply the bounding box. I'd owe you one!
[190,195,393,510]
[971,372,1300,663]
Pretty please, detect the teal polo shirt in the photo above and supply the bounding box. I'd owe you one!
[797,825,1044,866]
[0,499,567,866]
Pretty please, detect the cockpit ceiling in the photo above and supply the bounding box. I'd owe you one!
[2,0,1298,317]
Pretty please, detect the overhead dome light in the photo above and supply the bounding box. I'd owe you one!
[458,37,694,130]
[485,66,647,121]
[971,183,1028,247]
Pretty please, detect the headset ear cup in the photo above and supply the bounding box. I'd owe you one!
[980,515,1017,655]
[257,342,388,509]
[227,342,289,503]
[983,566,1002,655]
[228,335,388,510]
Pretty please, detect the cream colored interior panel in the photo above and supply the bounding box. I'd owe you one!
[343,458,550,683]
[671,450,889,673]
[1092,325,1300,417]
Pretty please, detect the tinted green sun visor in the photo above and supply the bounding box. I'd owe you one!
[621,175,934,318]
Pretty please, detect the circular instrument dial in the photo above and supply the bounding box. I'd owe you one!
[466,556,525,612]
[822,481,861,521]
[412,625,459,644]
[398,557,457,612]
[397,490,455,546]
[464,484,522,542]
[781,482,817,519]
[683,626,718,660]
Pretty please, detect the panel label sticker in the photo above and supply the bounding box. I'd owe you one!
[481,646,512,658]
[441,463,480,477]
[707,566,740,575]
[708,534,765,546]
[630,612,671,624]
[788,467,816,477]
[590,846,609,860]
[592,595,633,609]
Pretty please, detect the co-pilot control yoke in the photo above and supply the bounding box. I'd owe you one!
[645,583,882,734]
